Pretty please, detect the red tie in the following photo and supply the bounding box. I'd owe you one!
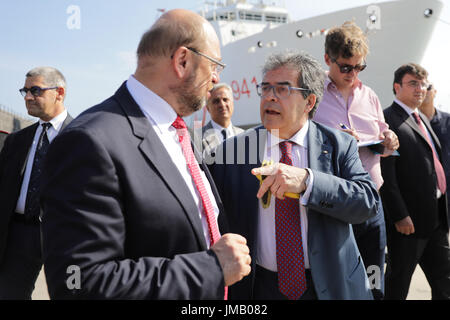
[172,116,227,299]
[276,141,307,300]
[412,112,447,194]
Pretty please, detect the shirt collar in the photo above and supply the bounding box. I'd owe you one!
[211,119,233,133]
[267,120,309,150]
[126,75,178,132]
[39,109,67,132]
[394,98,418,116]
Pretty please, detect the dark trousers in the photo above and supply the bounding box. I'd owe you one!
[352,203,386,300]
[385,224,450,300]
[253,265,317,300]
[0,218,43,299]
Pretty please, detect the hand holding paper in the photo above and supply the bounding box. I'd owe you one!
[252,161,306,207]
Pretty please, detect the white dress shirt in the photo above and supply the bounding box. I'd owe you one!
[256,121,314,271]
[15,109,68,214]
[126,75,220,248]
[210,119,235,141]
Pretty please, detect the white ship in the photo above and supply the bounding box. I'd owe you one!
[187,0,443,128]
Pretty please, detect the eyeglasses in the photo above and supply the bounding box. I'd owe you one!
[256,83,310,100]
[401,80,428,90]
[19,86,58,97]
[331,58,367,73]
[186,47,226,74]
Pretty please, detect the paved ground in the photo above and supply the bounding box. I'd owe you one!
[31,264,432,300]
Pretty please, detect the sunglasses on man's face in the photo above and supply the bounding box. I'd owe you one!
[19,86,58,97]
[331,58,367,74]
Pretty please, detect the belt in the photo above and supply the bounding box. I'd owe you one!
[13,212,41,225]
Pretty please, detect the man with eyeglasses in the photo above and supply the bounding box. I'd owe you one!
[0,66,72,299]
[208,50,379,300]
[39,9,250,299]
[313,21,398,300]
[419,83,450,217]
[380,63,450,300]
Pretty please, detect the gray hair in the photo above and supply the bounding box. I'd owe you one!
[262,50,325,118]
[211,83,232,96]
[26,66,66,89]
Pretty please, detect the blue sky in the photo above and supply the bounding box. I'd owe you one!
[1,0,449,121]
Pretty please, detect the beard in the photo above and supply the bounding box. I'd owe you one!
[174,67,209,116]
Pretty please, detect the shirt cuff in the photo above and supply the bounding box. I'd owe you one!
[300,168,313,206]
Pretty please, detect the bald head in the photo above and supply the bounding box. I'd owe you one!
[137,9,217,61]
[134,9,222,117]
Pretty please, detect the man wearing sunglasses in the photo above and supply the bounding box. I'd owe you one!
[313,22,399,300]
[0,67,72,299]
[381,64,450,300]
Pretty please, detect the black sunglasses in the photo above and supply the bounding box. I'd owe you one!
[19,86,58,97]
[331,58,367,73]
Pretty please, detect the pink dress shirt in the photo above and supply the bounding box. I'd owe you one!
[313,76,389,190]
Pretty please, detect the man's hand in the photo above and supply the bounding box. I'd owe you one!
[341,127,360,142]
[380,129,399,155]
[211,234,251,286]
[251,163,308,200]
[394,216,415,235]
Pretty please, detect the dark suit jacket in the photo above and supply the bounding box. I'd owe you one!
[0,131,8,152]
[430,108,450,211]
[40,83,227,299]
[0,114,72,264]
[380,102,449,237]
[208,122,379,300]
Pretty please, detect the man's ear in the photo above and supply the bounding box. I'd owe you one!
[324,53,332,67]
[306,94,316,113]
[393,82,400,96]
[56,87,65,102]
[171,46,189,79]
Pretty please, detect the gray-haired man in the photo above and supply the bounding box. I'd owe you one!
[0,66,72,299]
[201,83,244,154]
[208,51,379,300]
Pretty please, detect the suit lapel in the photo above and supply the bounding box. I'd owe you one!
[308,121,332,173]
[114,83,208,250]
[19,123,39,176]
[393,103,442,153]
[60,114,73,131]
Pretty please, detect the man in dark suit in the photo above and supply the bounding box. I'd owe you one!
[380,63,450,300]
[208,51,379,300]
[200,83,244,155]
[0,66,72,299]
[40,9,250,300]
[419,83,450,214]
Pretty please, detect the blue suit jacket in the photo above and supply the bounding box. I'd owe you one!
[208,122,379,300]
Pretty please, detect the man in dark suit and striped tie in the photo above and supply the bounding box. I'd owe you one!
[0,67,72,299]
